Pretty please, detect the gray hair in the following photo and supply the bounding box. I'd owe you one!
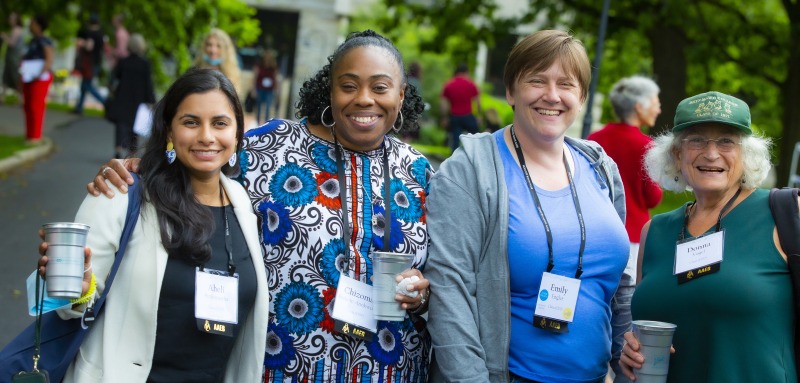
[127,33,147,56]
[609,75,660,123]
[644,131,772,192]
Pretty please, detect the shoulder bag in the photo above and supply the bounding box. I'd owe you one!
[0,174,142,382]
[768,187,800,380]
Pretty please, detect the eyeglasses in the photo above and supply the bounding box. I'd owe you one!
[681,136,741,152]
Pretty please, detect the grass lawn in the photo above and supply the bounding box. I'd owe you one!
[0,134,32,160]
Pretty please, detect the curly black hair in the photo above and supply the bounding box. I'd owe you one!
[296,30,425,135]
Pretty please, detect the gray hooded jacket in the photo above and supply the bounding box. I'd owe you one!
[426,131,625,383]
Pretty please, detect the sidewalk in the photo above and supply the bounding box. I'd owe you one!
[0,104,80,174]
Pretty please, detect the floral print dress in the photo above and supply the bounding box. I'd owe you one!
[240,119,432,383]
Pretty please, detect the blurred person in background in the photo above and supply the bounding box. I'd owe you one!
[1,12,24,103]
[250,49,278,124]
[20,15,53,144]
[440,62,481,153]
[105,33,155,159]
[108,13,129,67]
[194,28,242,96]
[73,13,107,115]
[587,75,663,381]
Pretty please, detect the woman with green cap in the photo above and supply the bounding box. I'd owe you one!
[618,91,796,382]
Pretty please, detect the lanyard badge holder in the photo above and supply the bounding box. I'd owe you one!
[673,187,740,284]
[511,127,585,334]
[195,183,240,337]
[329,135,394,341]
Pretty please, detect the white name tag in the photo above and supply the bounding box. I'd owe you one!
[674,231,725,275]
[195,268,239,324]
[332,275,377,333]
[534,272,581,323]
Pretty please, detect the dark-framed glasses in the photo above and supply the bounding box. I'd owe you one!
[681,136,740,152]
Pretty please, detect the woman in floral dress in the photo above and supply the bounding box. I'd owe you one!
[239,30,432,382]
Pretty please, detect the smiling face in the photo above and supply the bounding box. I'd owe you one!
[505,59,583,142]
[204,36,222,60]
[329,45,405,152]
[168,90,238,181]
[675,123,744,198]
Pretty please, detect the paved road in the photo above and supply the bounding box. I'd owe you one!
[0,106,114,348]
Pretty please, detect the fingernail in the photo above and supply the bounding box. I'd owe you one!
[406,284,414,291]
[120,185,128,193]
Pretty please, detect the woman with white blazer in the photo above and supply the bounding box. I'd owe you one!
[38,69,269,382]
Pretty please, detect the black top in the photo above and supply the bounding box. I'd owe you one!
[106,54,156,126]
[77,28,105,65]
[148,205,257,382]
[22,36,52,60]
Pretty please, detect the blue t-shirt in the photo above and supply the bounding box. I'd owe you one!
[495,130,628,383]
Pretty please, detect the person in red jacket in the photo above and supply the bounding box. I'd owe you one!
[440,63,481,153]
[587,75,663,382]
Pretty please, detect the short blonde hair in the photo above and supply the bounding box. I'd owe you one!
[644,130,772,192]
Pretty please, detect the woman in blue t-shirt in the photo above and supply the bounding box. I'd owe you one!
[425,29,629,383]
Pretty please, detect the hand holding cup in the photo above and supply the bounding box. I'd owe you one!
[38,226,93,299]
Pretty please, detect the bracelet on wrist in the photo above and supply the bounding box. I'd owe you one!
[70,272,97,305]
[409,288,430,314]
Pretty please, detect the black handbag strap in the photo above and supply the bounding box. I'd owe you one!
[769,187,800,255]
[768,187,800,383]
[32,174,143,366]
[81,174,142,327]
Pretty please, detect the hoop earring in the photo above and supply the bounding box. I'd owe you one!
[166,142,176,164]
[321,106,335,128]
[392,111,404,133]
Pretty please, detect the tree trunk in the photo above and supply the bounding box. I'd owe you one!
[647,25,688,136]
[776,18,800,186]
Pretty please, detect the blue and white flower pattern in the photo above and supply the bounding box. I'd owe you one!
[269,163,318,207]
[257,200,292,246]
[241,119,430,382]
[274,281,324,336]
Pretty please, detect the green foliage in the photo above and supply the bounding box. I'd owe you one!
[479,94,512,128]
[417,123,448,147]
[1,0,260,89]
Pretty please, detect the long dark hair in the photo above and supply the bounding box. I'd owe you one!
[139,68,244,264]
[296,30,425,134]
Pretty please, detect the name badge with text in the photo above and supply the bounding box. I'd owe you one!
[195,267,239,337]
[674,231,724,283]
[533,272,581,333]
[332,276,376,340]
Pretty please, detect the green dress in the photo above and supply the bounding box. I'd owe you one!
[632,188,796,383]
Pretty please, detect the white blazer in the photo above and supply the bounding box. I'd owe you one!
[60,176,268,383]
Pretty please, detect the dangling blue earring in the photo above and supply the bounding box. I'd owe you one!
[166,142,176,164]
[228,150,237,167]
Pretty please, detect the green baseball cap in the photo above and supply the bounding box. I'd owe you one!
[672,91,751,135]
